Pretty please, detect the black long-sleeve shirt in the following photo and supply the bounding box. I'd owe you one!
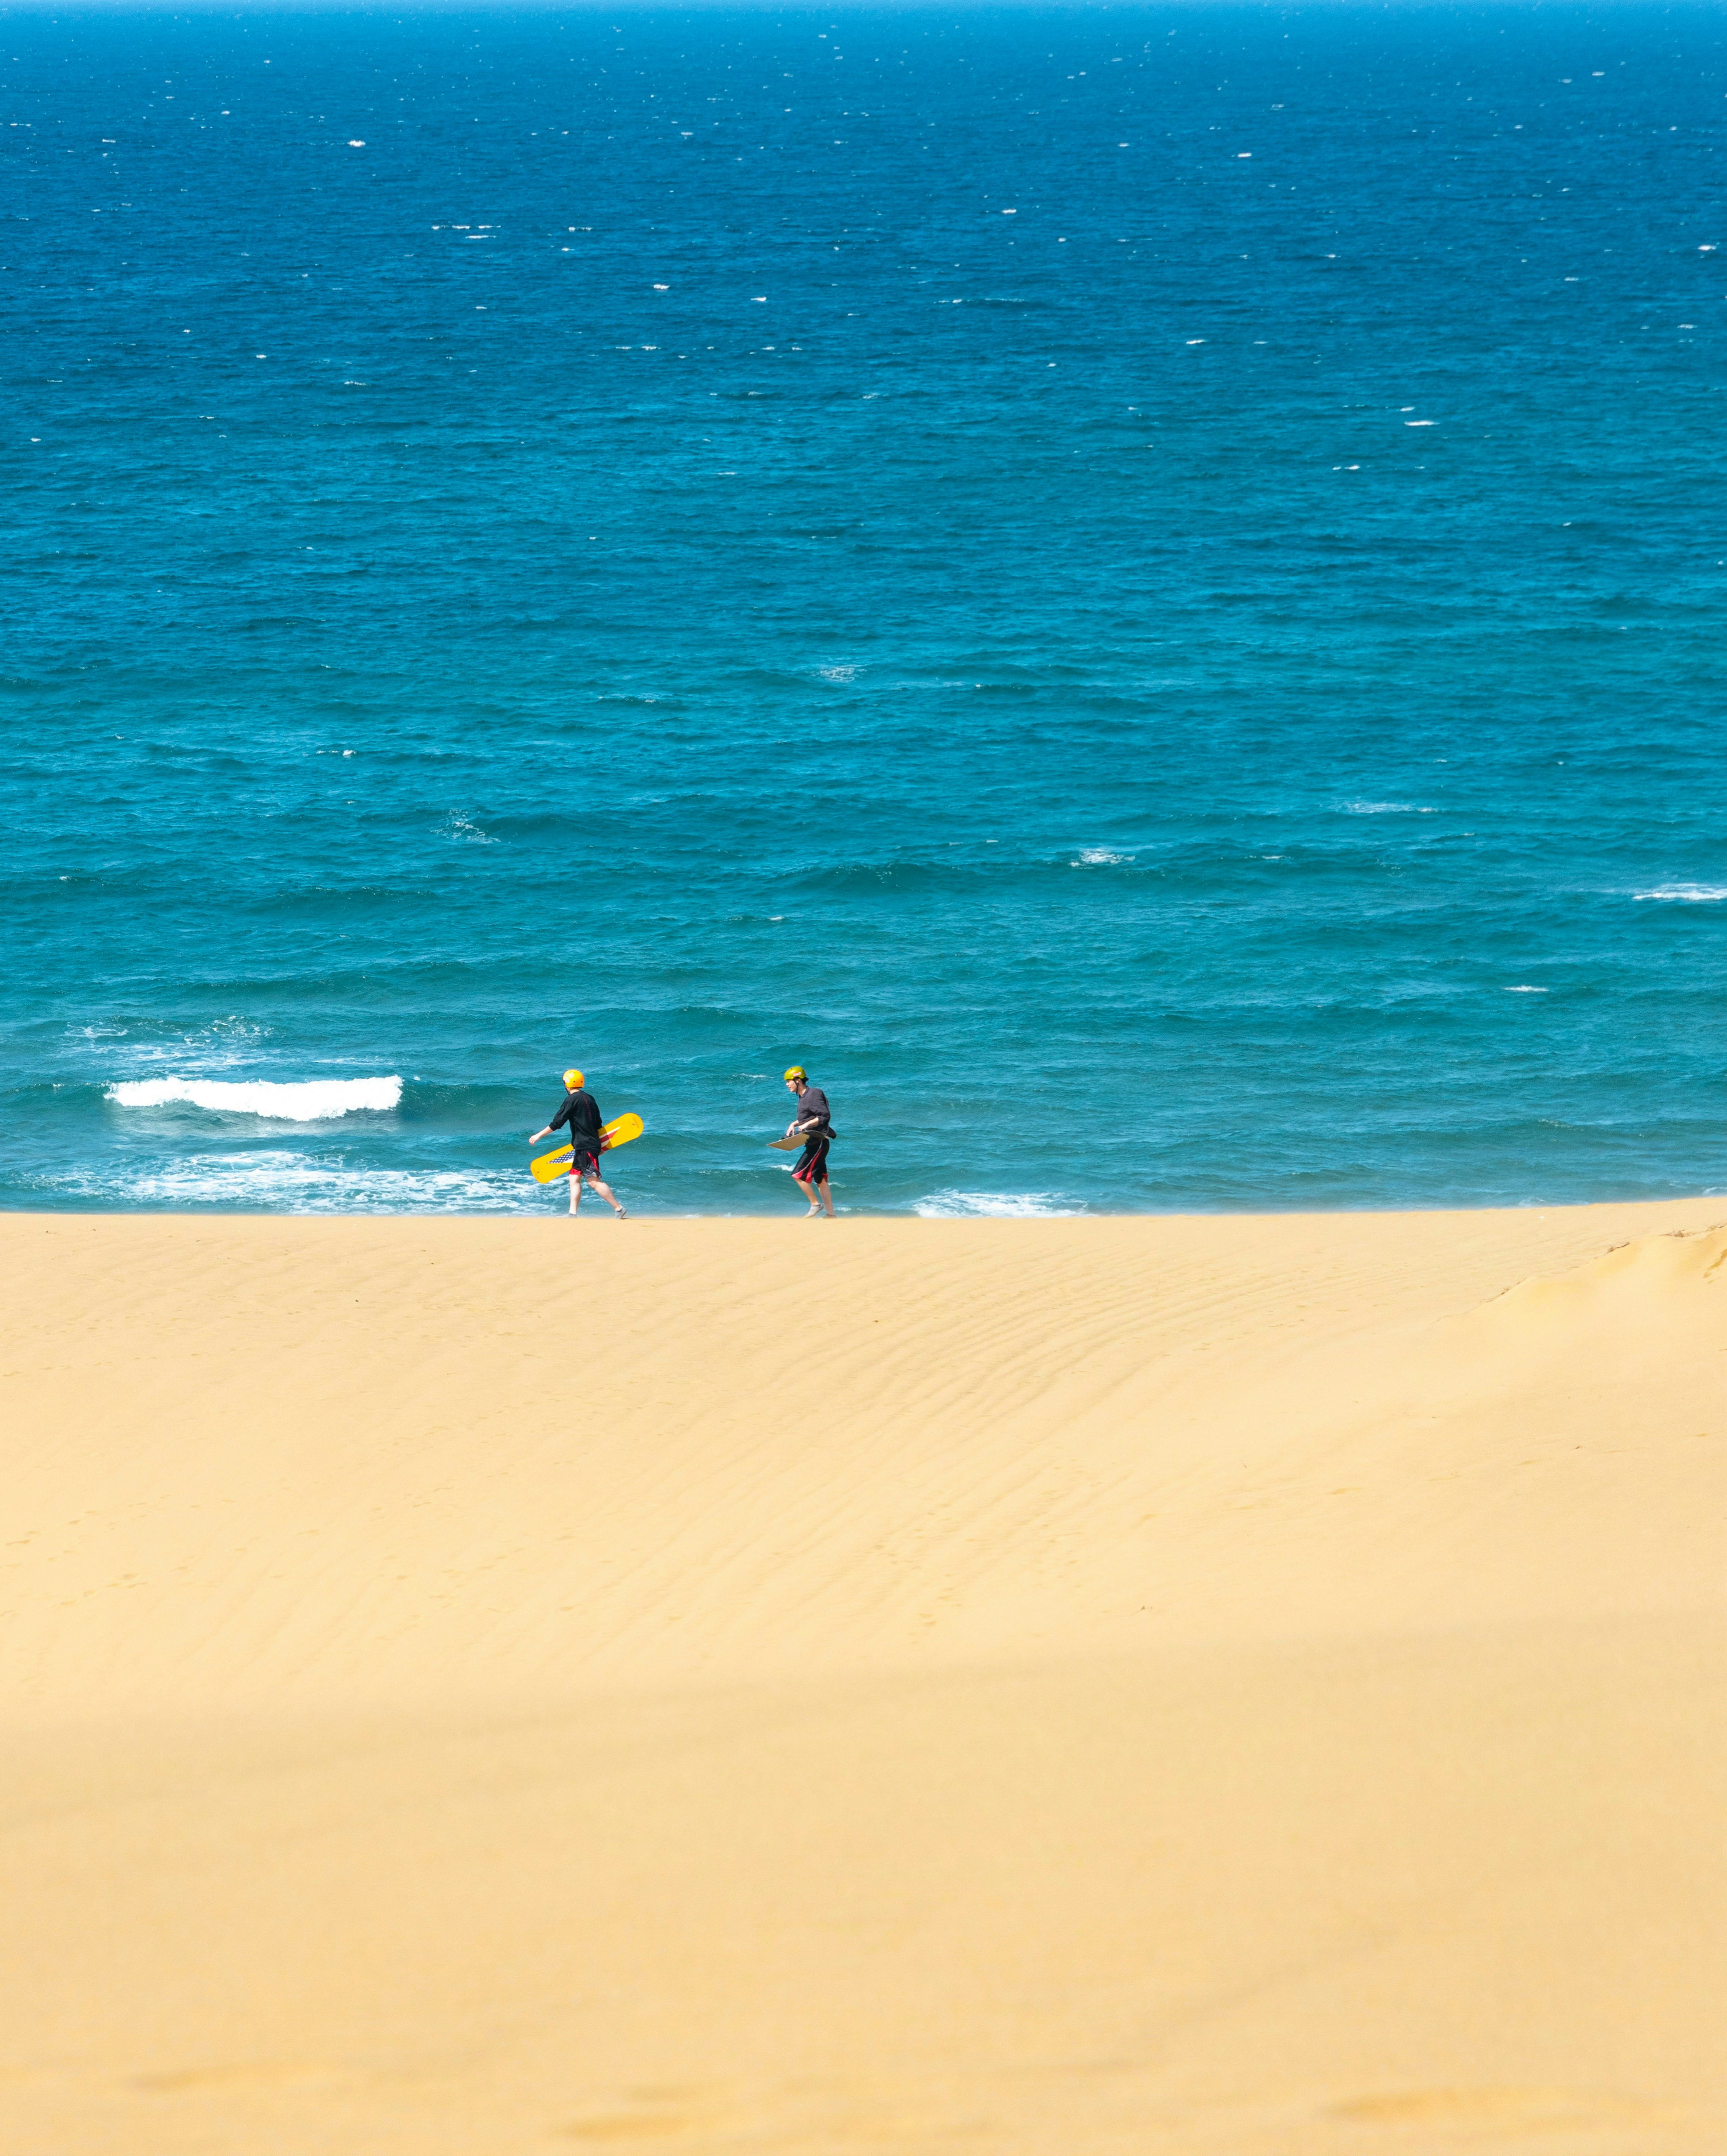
[548,1087,603,1152]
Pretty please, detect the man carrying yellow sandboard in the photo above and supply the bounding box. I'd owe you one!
[529,1069,629,1218]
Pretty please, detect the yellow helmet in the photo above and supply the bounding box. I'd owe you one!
[563,1068,584,1089]
[783,1065,806,1082]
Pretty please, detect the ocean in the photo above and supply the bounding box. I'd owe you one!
[6,4,1726,1216]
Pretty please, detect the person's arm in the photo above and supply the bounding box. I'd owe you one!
[530,1100,568,1143]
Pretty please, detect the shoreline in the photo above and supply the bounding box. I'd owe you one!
[4,1183,1727,1221]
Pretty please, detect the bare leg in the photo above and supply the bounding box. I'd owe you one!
[816,1175,835,1218]
[585,1171,627,1217]
[567,1170,582,1215]
[792,1172,820,1214]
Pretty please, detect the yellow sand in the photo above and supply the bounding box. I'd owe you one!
[2,1201,1723,2154]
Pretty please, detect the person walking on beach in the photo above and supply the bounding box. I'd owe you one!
[530,1068,628,1219]
[782,1066,835,1218]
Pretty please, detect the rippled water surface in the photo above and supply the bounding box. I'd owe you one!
[7,6,1727,1213]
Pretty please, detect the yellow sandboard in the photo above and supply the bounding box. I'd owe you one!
[532,1113,643,1183]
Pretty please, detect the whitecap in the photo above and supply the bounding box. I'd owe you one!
[97,1016,271,1068]
[108,1076,403,1119]
[1633,883,1727,903]
[1340,801,1433,815]
[1503,985,1549,993]
[1072,847,1131,866]
[913,1190,1085,1218]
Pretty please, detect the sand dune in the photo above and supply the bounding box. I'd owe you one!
[2,1203,1723,2152]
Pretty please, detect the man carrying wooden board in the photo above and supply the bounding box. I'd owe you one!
[780,1066,835,1219]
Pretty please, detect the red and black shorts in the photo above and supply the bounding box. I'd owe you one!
[568,1147,604,1179]
[792,1137,830,1184]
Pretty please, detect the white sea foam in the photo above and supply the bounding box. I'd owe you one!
[1633,883,1727,903]
[1073,847,1131,865]
[1503,985,1549,993]
[913,1190,1085,1218]
[1340,801,1434,815]
[107,1076,403,1119]
[83,1016,272,1069]
[43,1153,522,1213]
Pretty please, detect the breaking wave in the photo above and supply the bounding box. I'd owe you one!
[107,1077,403,1121]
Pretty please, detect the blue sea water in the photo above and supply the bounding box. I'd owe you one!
[5,4,1727,1216]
